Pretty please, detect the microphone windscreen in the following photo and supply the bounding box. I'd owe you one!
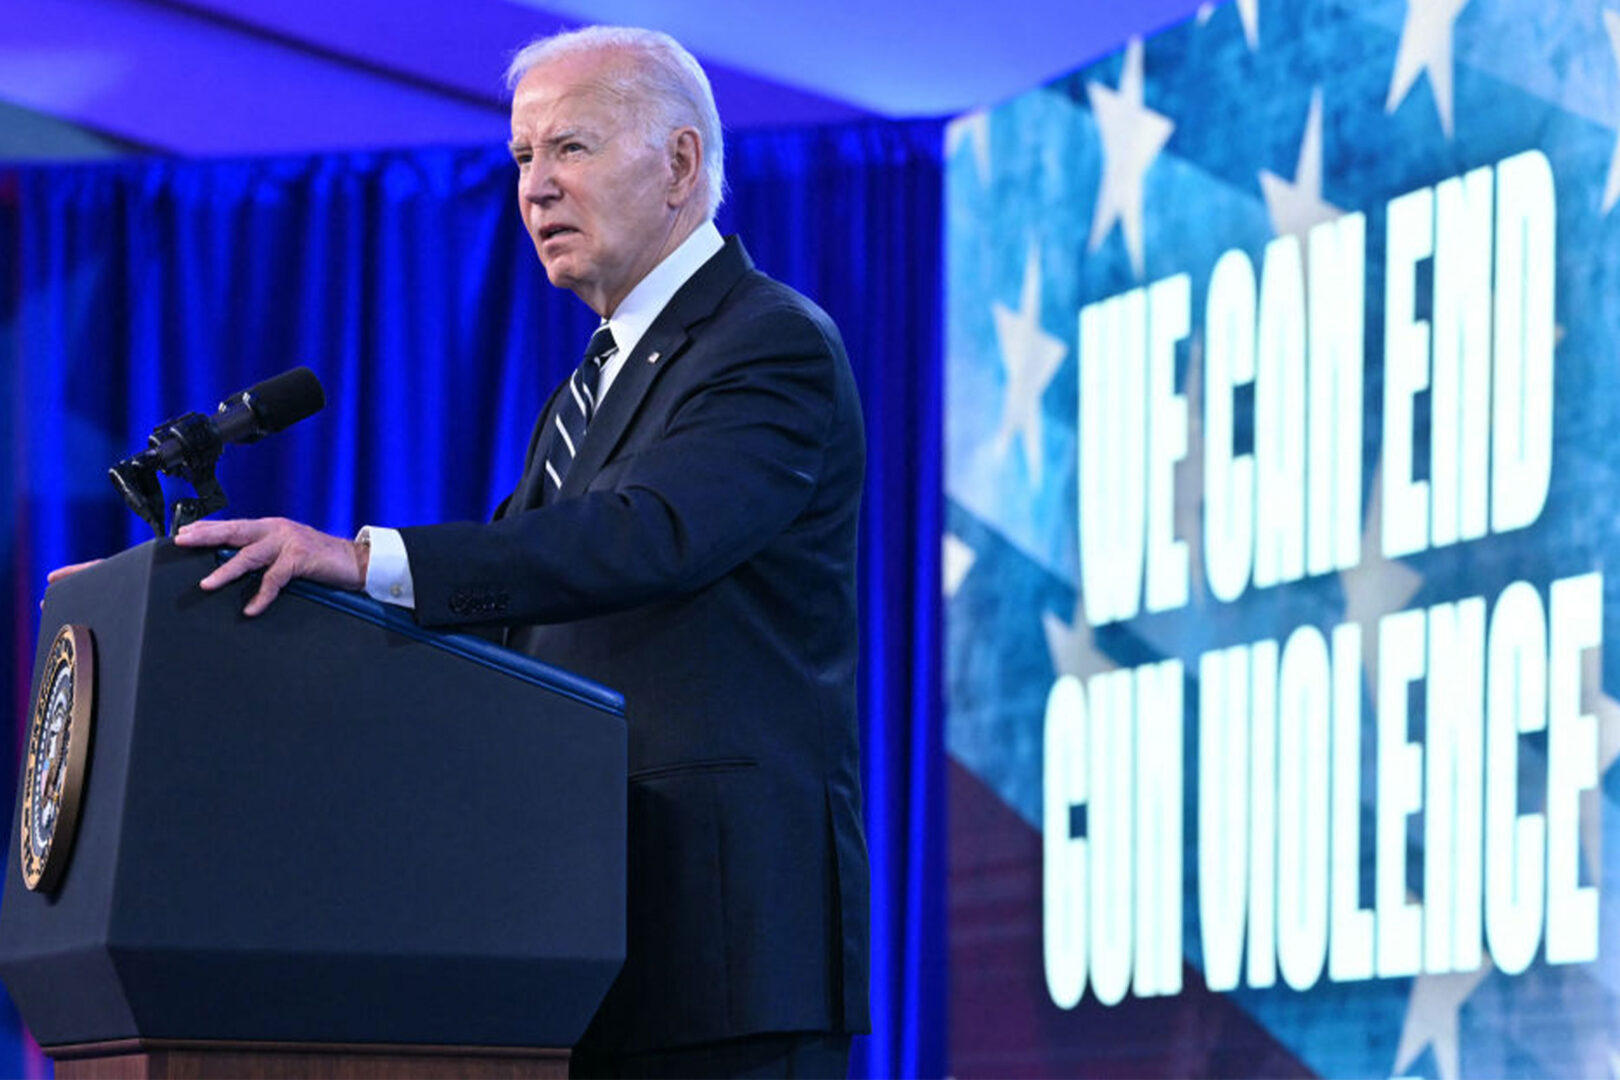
[246,367,326,433]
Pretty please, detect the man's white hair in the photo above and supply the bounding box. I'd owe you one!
[505,26,727,218]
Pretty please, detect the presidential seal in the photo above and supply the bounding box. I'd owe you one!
[21,625,95,893]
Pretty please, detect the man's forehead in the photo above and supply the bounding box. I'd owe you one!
[513,47,632,104]
[510,70,619,137]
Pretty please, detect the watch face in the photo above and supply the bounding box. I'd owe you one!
[20,625,95,893]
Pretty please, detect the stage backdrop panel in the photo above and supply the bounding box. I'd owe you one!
[945,0,1620,1076]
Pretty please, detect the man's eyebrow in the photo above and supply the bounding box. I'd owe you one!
[541,127,587,147]
[508,125,598,159]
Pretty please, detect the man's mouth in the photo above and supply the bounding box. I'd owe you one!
[539,224,577,241]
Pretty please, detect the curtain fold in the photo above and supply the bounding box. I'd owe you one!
[0,118,945,1079]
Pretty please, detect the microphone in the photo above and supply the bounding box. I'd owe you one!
[110,367,326,536]
[137,367,326,474]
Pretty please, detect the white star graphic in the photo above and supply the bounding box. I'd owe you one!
[1604,10,1620,213]
[942,533,978,598]
[946,109,992,187]
[1581,646,1620,885]
[1392,954,1493,1080]
[1259,88,1343,241]
[1236,0,1260,49]
[1086,38,1175,279]
[990,243,1068,490]
[1385,0,1471,138]
[1042,591,1117,680]
[1340,465,1424,696]
[1196,0,1257,47]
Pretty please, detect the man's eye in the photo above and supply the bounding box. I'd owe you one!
[561,142,587,156]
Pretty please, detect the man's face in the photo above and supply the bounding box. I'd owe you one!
[509,50,687,317]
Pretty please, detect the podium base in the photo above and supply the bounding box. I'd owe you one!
[48,1038,569,1079]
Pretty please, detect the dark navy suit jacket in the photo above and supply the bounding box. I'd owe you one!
[398,237,870,1055]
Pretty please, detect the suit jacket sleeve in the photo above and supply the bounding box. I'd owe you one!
[398,286,850,628]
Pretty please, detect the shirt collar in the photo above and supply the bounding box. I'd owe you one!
[605,221,724,361]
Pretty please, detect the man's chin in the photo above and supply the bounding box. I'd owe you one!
[539,260,576,290]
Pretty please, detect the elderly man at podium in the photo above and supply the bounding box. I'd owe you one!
[161,24,869,1080]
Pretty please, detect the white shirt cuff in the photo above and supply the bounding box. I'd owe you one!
[358,525,415,609]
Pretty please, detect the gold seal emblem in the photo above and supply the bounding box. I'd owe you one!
[21,625,95,893]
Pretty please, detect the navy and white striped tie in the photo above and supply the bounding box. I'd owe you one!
[544,323,616,493]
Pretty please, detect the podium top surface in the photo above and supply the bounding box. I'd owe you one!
[42,540,624,716]
[284,575,624,716]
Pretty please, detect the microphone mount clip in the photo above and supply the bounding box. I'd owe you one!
[110,410,231,538]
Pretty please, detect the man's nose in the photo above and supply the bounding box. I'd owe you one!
[522,163,560,205]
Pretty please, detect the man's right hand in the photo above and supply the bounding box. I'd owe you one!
[175,517,369,617]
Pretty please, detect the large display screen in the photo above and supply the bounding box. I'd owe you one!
[945,1,1620,1075]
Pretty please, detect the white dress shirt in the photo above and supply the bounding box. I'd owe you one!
[360,221,726,609]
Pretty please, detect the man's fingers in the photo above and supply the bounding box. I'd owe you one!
[173,520,232,547]
[44,558,106,608]
[243,571,288,618]
[46,559,103,584]
[175,518,273,549]
[175,517,358,615]
[39,519,343,620]
[199,539,275,591]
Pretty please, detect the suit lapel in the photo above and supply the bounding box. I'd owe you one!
[558,237,754,500]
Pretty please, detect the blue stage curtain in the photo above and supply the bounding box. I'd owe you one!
[0,118,945,1079]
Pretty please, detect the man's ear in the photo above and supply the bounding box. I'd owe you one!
[666,127,702,207]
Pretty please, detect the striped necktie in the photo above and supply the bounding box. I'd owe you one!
[544,323,616,494]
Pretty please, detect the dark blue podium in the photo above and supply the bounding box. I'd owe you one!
[0,540,626,1078]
